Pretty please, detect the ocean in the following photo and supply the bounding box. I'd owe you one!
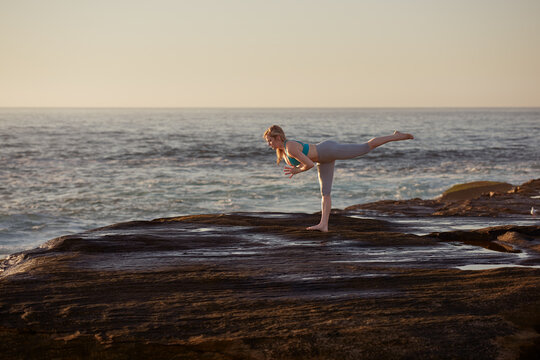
[1,108,539,258]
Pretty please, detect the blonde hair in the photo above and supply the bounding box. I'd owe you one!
[263,125,287,165]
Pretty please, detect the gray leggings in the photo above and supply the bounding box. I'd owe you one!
[315,140,371,196]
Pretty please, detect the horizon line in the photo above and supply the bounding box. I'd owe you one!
[1,106,539,110]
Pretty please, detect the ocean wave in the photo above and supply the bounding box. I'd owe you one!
[1,108,539,257]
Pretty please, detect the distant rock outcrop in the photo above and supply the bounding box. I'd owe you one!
[345,179,540,217]
[439,181,514,201]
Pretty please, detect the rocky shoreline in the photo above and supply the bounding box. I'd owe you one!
[1,180,539,359]
[345,179,540,217]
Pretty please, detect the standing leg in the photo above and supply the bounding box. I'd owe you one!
[308,161,335,232]
[367,131,414,150]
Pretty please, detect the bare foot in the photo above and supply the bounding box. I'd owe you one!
[393,130,414,141]
[307,224,328,232]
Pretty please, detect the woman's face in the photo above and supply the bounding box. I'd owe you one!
[265,135,283,150]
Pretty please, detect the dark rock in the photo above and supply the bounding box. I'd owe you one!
[346,179,540,217]
[1,213,540,359]
[428,225,540,254]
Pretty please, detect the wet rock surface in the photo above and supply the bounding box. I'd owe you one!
[1,211,540,359]
[345,179,540,217]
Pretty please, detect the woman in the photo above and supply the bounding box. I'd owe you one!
[263,125,414,232]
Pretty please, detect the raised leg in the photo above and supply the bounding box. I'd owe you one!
[367,130,414,150]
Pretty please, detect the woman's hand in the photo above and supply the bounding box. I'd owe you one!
[283,166,300,178]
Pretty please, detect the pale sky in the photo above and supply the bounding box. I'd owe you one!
[1,0,539,107]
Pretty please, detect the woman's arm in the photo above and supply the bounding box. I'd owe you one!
[283,142,315,178]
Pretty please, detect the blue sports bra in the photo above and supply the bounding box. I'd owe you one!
[284,140,309,166]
